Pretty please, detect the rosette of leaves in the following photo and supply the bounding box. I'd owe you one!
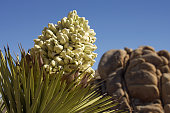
[0,47,121,113]
[0,96,6,113]
[30,10,97,79]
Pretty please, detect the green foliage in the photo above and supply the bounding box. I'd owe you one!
[0,98,6,113]
[0,47,118,113]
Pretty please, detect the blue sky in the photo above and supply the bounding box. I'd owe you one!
[0,0,170,70]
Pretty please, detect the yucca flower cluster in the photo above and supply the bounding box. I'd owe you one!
[31,10,97,77]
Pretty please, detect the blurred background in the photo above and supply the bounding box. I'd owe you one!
[0,0,170,70]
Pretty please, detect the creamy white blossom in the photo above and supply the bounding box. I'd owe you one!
[31,10,97,78]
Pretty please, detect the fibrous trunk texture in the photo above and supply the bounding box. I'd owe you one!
[96,46,170,113]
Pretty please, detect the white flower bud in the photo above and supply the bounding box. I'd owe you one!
[84,24,90,31]
[39,41,43,47]
[45,34,52,38]
[58,36,66,45]
[77,33,82,38]
[71,37,77,43]
[34,45,41,49]
[78,60,83,65]
[65,55,72,61]
[34,39,40,43]
[82,62,91,69]
[73,29,78,34]
[51,60,56,67]
[82,36,89,42]
[60,49,66,57]
[84,20,89,25]
[79,17,85,23]
[80,30,85,36]
[73,48,83,53]
[71,34,77,42]
[73,10,77,15]
[44,64,49,69]
[46,29,54,36]
[42,30,46,36]
[68,46,73,50]
[87,67,95,74]
[54,56,64,65]
[45,39,50,44]
[54,40,59,45]
[57,21,61,25]
[66,48,72,55]
[63,34,69,42]
[78,27,83,32]
[90,59,96,65]
[74,21,79,26]
[70,27,74,32]
[54,45,63,53]
[74,44,81,49]
[67,11,72,18]
[75,15,79,20]
[70,53,75,58]
[48,23,57,33]
[92,53,98,58]
[89,31,96,37]
[54,56,62,62]
[48,66,52,72]
[84,54,93,61]
[58,32,63,37]
[75,25,80,30]
[53,68,58,72]
[84,44,97,51]
[84,50,91,54]
[90,37,96,43]
[85,32,89,37]
[62,28,69,34]
[51,35,58,39]
[58,66,62,70]
[69,18,74,24]
[69,14,75,20]
[93,44,97,50]
[75,38,81,43]
[79,52,84,57]
[74,53,79,59]
[80,23,84,27]
[61,17,67,26]
[69,24,74,28]
[74,61,79,66]
[65,20,70,27]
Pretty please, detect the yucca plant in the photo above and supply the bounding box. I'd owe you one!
[0,96,6,113]
[0,10,124,113]
[0,46,119,113]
